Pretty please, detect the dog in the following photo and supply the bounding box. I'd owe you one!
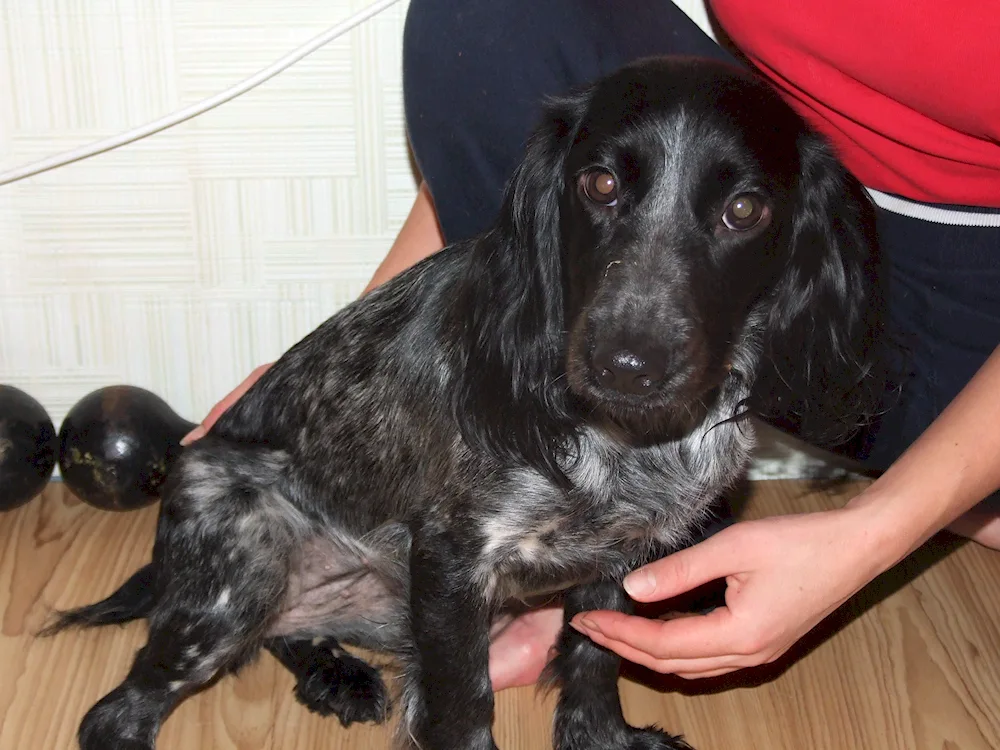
[43,55,888,750]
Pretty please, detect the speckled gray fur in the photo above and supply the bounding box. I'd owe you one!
[45,57,888,750]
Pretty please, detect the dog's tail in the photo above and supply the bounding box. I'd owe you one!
[39,563,156,636]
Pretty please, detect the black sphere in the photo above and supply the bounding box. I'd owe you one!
[0,385,59,511]
[58,385,196,511]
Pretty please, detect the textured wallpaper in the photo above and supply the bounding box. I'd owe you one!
[0,0,832,480]
[1,0,416,423]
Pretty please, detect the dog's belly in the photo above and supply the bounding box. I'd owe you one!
[268,532,406,645]
[271,567,388,636]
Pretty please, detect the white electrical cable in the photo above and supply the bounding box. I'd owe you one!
[0,0,403,187]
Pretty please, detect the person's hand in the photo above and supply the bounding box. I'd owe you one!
[180,363,273,445]
[488,606,564,690]
[568,506,897,680]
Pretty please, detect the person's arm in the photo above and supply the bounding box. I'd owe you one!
[851,343,1000,552]
[181,182,445,444]
[362,182,445,293]
[567,345,1000,679]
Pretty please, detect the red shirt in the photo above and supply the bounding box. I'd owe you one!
[710,0,1000,207]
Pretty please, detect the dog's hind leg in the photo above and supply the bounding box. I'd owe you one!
[75,444,303,750]
[78,603,266,750]
[545,581,694,750]
[265,636,391,726]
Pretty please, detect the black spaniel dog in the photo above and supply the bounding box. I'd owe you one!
[44,56,888,750]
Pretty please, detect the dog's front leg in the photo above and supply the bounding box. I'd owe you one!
[548,581,694,750]
[402,532,498,750]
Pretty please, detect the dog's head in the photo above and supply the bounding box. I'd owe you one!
[461,56,889,480]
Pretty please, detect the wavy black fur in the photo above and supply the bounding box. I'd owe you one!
[41,564,156,634]
[41,57,891,750]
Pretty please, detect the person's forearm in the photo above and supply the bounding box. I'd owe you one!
[363,182,446,295]
[848,345,1000,563]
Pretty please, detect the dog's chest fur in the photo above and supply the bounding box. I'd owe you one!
[270,393,753,644]
[473,411,754,603]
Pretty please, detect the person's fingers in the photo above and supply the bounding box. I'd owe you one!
[670,665,744,680]
[181,362,273,445]
[621,531,740,604]
[572,623,746,677]
[570,605,746,661]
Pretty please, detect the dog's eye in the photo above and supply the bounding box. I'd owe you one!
[580,170,618,207]
[722,195,767,231]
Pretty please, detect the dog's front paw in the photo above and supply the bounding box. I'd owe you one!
[294,650,391,727]
[556,722,694,750]
[626,726,695,750]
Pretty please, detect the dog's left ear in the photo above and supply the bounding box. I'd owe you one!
[752,133,893,450]
[488,89,591,347]
[455,90,590,485]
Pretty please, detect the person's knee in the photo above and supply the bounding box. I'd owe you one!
[399,0,730,242]
[402,0,556,123]
[402,0,581,241]
[401,0,466,98]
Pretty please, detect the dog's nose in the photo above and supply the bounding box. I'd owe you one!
[592,346,667,396]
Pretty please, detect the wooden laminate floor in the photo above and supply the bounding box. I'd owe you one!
[2,480,999,750]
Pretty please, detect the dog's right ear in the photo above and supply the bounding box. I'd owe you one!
[455,89,591,486]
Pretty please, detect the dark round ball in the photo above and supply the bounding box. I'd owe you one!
[0,385,59,511]
[58,385,196,512]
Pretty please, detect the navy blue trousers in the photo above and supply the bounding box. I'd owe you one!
[401,0,1000,501]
